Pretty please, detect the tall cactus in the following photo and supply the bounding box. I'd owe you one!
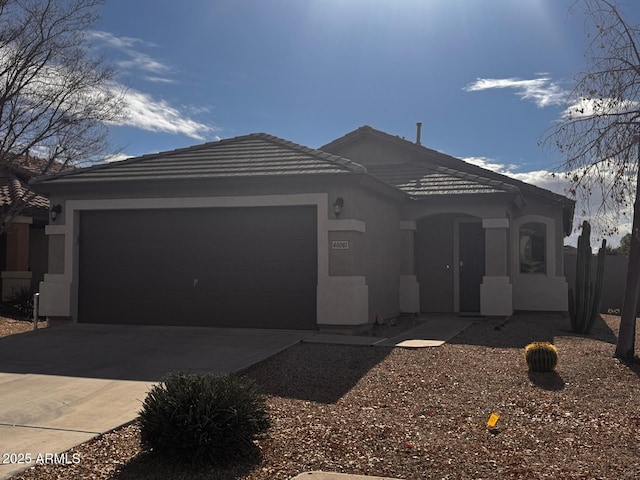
[568,220,606,334]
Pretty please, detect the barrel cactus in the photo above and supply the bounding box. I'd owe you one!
[524,342,558,372]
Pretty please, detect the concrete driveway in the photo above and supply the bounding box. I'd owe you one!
[0,324,313,479]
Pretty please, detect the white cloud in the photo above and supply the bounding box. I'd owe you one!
[88,30,157,49]
[461,156,518,174]
[103,153,133,163]
[88,30,217,140]
[14,60,213,140]
[113,88,216,140]
[145,76,178,84]
[117,56,171,75]
[463,156,566,196]
[89,30,172,79]
[463,76,568,108]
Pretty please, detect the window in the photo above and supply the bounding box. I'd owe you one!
[519,222,546,273]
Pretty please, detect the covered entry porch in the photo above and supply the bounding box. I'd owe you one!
[399,210,513,317]
[398,192,570,316]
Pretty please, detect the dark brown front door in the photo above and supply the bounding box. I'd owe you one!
[78,206,317,329]
[417,215,454,312]
[459,222,485,313]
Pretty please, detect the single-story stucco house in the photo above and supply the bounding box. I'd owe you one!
[31,125,574,330]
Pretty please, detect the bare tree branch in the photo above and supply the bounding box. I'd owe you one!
[543,1,640,235]
[0,0,125,232]
[544,0,640,360]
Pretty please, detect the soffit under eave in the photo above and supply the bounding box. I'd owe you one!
[406,189,523,204]
[398,192,522,222]
[402,190,524,214]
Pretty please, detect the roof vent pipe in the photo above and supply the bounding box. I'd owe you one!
[416,122,422,145]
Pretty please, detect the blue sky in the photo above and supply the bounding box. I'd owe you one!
[92,0,640,243]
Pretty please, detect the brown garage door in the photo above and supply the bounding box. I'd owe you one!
[78,206,317,329]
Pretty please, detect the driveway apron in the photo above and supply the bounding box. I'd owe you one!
[0,324,313,479]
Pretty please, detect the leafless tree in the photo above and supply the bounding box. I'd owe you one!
[546,0,640,360]
[0,0,124,232]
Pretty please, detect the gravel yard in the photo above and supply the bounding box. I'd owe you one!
[4,313,640,480]
[0,316,47,336]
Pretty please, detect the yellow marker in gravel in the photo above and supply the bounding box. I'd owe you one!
[487,413,500,428]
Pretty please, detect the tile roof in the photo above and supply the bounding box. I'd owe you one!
[323,125,574,207]
[32,133,366,185]
[367,164,519,197]
[0,173,49,209]
[28,127,574,232]
[0,154,64,211]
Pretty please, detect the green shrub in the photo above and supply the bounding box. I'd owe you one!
[138,372,270,466]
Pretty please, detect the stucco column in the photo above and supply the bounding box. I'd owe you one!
[1,216,33,301]
[480,218,513,316]
[399,220,420,313]
[317,218,369,327]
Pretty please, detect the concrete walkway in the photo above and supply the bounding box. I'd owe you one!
[304,315,473,348]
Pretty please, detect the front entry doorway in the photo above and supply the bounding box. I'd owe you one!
[458,222,485,313]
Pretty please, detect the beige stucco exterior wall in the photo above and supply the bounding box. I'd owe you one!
[38,175,402,329]
[329,136,421,167]
[511,203,569,311]
[480,217,513,316]
[513,193,569,311]
[351,187,401,322]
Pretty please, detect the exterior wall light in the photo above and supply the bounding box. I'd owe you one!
[333,197,344,218]
[50,204,62,222]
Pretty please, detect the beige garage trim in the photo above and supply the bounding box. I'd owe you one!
[40,193,370,327]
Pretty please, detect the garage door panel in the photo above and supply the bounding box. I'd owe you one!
[79,206,317,329]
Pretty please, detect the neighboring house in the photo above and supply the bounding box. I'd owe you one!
[0,160,50,301]
[31,126,575,330]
